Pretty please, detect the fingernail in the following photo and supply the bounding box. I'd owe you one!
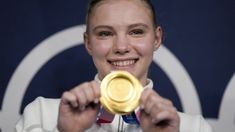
[94,98,99,104]
[72,102,78,108]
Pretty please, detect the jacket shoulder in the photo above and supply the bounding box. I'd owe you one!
[15,97,60,132]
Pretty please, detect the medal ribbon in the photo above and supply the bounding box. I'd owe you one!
[122,108,140,124]
[96,107,115,123]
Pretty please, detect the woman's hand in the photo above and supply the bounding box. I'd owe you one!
[139,88,180,132]
[57,81,100,132]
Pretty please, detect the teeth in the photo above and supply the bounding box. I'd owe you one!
[111,60,135,67]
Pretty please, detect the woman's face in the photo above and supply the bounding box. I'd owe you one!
[84,0,162,85]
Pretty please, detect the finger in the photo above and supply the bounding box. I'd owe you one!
[71,83,89,110]
[139,109,149,120]
[144,94,158,114]
[61,91,78,108]
[139,88,152,109]
[83,83,96,104]
[148,98,178,124]
[149,99,169,113]
[81,81,100,104]
[162,98,174,107]
[151,107,179,125]
[148,98,176,120]
[139,109,152,128]
[90,81,100,103]
[140,88,162,110]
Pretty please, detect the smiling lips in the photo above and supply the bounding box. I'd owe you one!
[109,59,138,67]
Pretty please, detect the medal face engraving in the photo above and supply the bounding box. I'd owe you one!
[100,71,143,115]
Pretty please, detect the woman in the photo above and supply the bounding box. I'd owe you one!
[16,0,212,132]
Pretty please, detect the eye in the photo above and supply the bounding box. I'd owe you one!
[129,29,144,36]
[97,31,113,38]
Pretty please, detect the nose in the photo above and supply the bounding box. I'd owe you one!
[113,35,130,54]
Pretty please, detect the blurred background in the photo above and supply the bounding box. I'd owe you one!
[0,0,234,132]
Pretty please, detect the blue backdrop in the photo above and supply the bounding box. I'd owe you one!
[0,0,234,132]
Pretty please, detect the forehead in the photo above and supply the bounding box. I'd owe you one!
[91,0,151,14]
[89,0,153,26]
[92,0,149,9]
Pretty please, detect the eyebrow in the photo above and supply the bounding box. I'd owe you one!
[128,23,149,29]
[92,23,149,32]
[92,25,113,32]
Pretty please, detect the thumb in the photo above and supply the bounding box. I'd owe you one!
[139,110,152,129]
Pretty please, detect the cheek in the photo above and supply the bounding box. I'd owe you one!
[134,40,155,57]
[91,41,111,58]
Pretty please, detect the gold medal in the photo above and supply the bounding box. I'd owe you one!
[100,71,143,115]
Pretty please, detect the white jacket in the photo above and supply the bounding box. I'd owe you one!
[15,78,212,132]
[15,97,212,132]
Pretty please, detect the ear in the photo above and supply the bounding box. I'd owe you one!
[153,26,163,51]
[83,32,93,55]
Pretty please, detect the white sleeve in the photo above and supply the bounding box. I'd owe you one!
[199,116,213,132]
[179,112,213,132]
[15,97,60,132]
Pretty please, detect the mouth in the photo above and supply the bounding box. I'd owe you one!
[108,59,138,68]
